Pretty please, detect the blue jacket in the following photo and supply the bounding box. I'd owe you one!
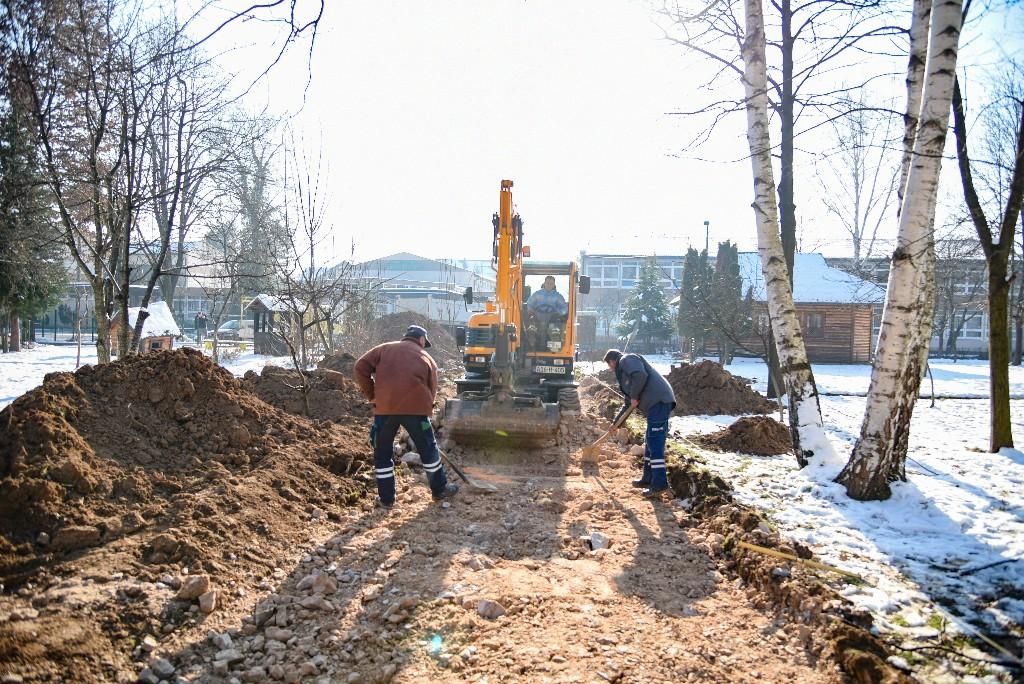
[615,353,676,418]
[527,288,568,316]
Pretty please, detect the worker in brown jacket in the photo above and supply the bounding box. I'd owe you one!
[354,325,458,508]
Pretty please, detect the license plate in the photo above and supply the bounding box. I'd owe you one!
[534,365,566,374]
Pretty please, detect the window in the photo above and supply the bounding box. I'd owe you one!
[805,312,825,337]
[621,266,637,287]
[599,265,619,287]
[757,313,770,333]
[958,312,985,339]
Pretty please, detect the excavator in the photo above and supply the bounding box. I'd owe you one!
[444,180,590,446]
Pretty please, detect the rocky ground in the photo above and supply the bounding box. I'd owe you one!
[1,352,908,683]
[129,431,848,684]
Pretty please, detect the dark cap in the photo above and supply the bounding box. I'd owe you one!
[403,325,432,348]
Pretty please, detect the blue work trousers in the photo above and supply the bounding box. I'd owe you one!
[642,401,673,488]
[371,415,448,505]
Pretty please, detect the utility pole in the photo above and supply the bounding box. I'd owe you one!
[703,219,710,254]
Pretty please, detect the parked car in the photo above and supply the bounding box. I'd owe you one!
[216,319,254,341]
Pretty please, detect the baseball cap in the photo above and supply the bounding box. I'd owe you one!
[403,325,432,348]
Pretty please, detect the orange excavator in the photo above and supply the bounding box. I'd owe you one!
[444,180,589,446]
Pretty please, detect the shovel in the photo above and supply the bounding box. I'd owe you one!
[579,404,635,462]
[438,448,498,493]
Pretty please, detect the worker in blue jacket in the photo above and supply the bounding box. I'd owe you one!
[604,349,676,498]
[526,276,569,351]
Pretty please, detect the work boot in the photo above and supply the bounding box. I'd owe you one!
[376,498,395,511]
[641,484,670,499]
[631,478,651,488]
[432,483,459,501]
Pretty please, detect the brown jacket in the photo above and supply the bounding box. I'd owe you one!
[353,339,438,416]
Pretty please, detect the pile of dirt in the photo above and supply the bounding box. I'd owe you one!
[242,364,372,424]
[316,350,357,375]
[667,360,777,416]
[348,312,463,370]
[665,457,912,684]
[0,348,370,586]
[697,416,792,455]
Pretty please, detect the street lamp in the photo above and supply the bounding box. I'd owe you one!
[703,219,710,254]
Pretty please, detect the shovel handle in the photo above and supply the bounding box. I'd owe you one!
[587,404,634,450]
[437,449,471,484]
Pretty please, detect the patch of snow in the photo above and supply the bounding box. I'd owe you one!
[739,252,885,304]
[670,387,1024,673]
[0,342,292,410]
[123,300,181,338]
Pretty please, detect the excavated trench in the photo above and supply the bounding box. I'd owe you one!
[0,352,911,683]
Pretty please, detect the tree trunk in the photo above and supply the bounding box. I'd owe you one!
[766,333,785,399]
[1014,316,1023,366]
[741,0,829,467]
[837,0,961,500]
[898,0,932,216]
[779,0,796,283]
[951,67,1024,449]
[988,261,1014,451]
[92,280,112,363]
[9,312,21,352]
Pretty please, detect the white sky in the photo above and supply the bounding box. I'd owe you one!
[208,0,1022,265]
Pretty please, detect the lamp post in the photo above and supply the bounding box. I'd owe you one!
[703,219,710,254]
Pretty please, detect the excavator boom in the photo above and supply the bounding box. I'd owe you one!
[443,180,572,448]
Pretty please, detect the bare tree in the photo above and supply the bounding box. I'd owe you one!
[950,59,1024,451]
[816,90,901,269]
[265,139,368,414]
[837,0,963,500]
[930,229,986,357]
[740,0,831,466]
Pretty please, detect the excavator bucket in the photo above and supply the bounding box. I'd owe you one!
[444,395,560,447]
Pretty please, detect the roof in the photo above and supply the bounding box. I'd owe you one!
[118,301,181,338]
[738,252,885,304]
[247,294,290,312]
[523,260,574,275]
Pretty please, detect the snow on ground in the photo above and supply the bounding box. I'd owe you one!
[583,354,1024,671]
[0,342,290,410]
[643,354,1024,398]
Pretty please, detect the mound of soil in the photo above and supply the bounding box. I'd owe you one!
[349,312,463,369]
[667,360,777,416]
[0,348,370,585]
[242,364,372,424]
[697,416,792,455]
[317,351,357,375]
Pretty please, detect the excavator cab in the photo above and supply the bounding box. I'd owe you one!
[444,181,586,446]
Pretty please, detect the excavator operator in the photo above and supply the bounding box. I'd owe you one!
[526,276,568,352]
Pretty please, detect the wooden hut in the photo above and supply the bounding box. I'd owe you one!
[110,301,180,355]
[737,253,884,364]
[246,294,291,355]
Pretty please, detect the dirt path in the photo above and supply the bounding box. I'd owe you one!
[163,442,842,684]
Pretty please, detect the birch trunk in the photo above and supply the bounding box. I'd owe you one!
[741,0,829,467]
[897,0,933,215]
[837,0,962,500]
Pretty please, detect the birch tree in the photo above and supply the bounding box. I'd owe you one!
[836,0,963,500]
[741,0,832,466]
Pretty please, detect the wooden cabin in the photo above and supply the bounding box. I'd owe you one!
[110,300,180,355]
[246,294,291,356]
[740,253,883,364]
[681,253,884,364]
